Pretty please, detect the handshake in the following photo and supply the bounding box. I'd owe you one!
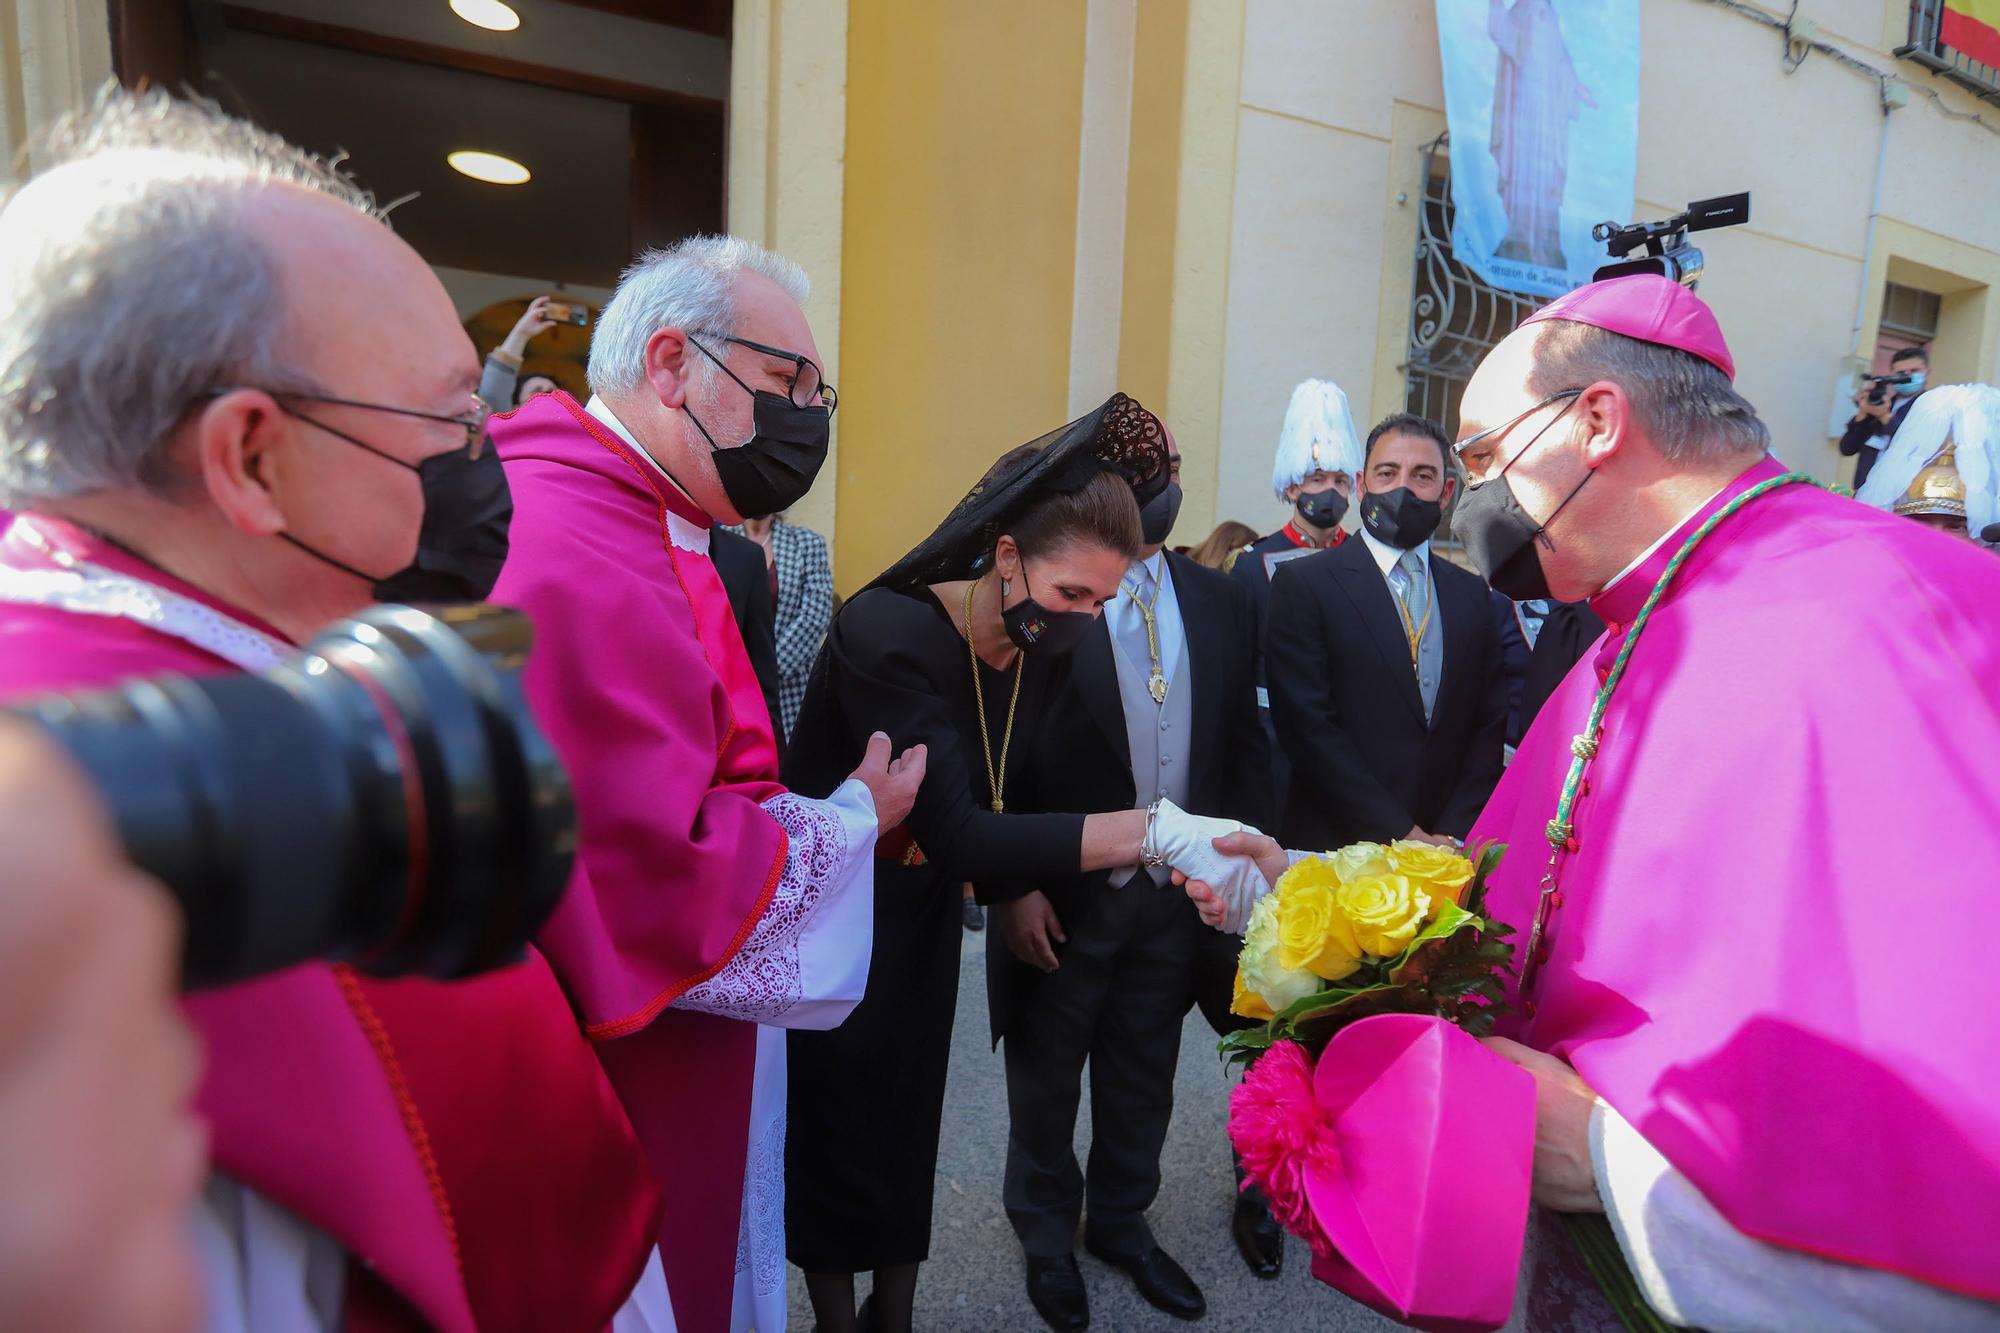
[1143,799,1290,934]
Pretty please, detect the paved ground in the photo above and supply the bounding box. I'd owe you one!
[787,923,1400,1332]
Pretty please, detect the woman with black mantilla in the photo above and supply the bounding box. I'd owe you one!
[784,395,1259,1333]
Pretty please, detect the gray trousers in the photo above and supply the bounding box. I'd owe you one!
[1001,872,1198,1259]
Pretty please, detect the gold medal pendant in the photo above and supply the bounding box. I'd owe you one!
[1148,671,1168,705]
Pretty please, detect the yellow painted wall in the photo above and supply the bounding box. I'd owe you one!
[834,1,1089,592]
[1115,0,1189,415]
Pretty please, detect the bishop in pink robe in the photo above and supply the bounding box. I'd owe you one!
[490,389,879,1333]
[1473,457,2000,1310]
[1460,277,2000,1321]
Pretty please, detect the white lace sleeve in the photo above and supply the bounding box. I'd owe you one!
[1590,1101,2000,1332]
[670,779,877,1028]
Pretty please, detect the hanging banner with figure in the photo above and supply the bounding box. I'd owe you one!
[1435,0,1640,298]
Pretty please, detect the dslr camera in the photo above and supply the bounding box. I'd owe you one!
[8,604,574,990]
[1593,193,1751,289]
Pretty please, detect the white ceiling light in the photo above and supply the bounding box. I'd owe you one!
[450,0,522,33]
[447,150,531,185]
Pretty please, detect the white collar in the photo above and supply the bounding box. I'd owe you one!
[1126,549,1169,588]
[585,395,712,555]
[0,518,289,670]
[1596,479,1732,598]
[1357,522,1429,575]
[585,395,701,505]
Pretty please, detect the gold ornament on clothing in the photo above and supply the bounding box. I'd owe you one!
[963,578,1024,814]
[1122,570,1171,704]
[1390,556,1434,668]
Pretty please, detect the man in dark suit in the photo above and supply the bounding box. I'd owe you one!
[1266,414,1507,851]
[988,441,1274,1330]
[709,523,783,735]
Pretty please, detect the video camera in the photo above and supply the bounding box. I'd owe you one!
[1858,370,1920,407]
[1592,193,1752,289]
[8,604,574,990]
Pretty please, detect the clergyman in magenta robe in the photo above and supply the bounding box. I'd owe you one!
[489,236,917,1333]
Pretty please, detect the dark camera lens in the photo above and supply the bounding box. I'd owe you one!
[9,604,574,989]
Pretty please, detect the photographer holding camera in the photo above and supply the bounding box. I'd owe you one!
[0,91,665,1331]
[1839,344,1930,488]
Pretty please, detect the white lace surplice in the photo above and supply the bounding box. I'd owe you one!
[671,781,878,1333]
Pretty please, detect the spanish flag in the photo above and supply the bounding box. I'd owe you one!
[1942,0,2000,69]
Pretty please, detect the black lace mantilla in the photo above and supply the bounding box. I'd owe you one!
[863,392,1171,592]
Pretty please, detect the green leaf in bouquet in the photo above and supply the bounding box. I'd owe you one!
[1271,980,1406,1030]
[1268,977,1393,1025]
[1461,841,1508,916]
[1287,985,1428,1041]
[1385,899,1478,984]
[1218,1027,1277,1066]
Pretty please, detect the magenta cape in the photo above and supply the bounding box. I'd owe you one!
[489,393,788,1333]
[1471,456,2000,1300]
[0,517,661,1333]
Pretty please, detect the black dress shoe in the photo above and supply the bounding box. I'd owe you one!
[962,897,986,932]
[1084,1241,1205,1320]
[1232,1185,1285,1277]
[1025,1253,1089,1331]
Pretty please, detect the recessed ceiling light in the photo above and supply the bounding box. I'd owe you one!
[448,150,531,185]
[450,0,521,33]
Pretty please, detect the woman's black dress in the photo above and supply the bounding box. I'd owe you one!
[783,582,1086,1274]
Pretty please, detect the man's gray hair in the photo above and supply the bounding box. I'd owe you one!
[0,87,381,507]
[1527,321,1770,460]
[587,235,810,397]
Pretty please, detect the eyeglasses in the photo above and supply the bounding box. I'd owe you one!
[689,333,837,415]
[205,388,493,459]
[1452,388,1583,482]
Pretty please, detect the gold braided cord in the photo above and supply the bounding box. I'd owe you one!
[963,578,1025,814]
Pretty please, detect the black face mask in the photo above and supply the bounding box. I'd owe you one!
[683,340,831,519]
[1359,486,1443,550]
[1294,485,1348,532]
[1455,404,1590,602]
[1001,567,1097,657]
[1140,481,1184,546]
[283,434,513,603]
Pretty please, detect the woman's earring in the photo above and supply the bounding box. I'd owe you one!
[1000,578,1011,600]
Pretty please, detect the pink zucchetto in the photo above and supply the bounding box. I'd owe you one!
[1522,274,1737,381]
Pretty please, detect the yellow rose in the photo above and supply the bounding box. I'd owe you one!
[1276,879,1364,982]
[1335,872,1430,957]
[1388,840,1477,908]
[1329,841,1392,883]
[1238,894,1322,1014]
[1230,964,1276,1021]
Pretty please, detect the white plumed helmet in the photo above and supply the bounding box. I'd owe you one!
[1271,378,1364,502]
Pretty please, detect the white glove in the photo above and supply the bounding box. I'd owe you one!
[1143,798,1272,934]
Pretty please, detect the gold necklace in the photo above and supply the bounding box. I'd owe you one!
[963,578,1025,813]
[1121,567,1170,704]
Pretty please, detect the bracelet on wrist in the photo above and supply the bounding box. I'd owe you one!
[1140,798,1169,869]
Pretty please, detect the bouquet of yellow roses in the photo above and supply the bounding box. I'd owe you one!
[1222,840,1533,1331]
[1221,839,1513,1067]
